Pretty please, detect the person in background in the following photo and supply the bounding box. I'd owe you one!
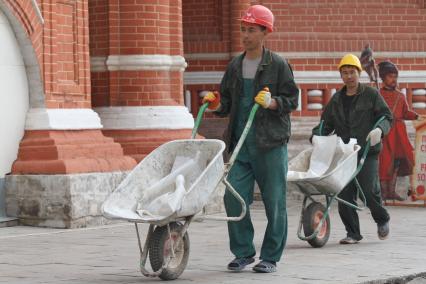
[377,61,424,201]
[312,54,393,244]
[202,4,299,273]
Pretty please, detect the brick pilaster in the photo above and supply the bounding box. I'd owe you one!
[2,0,136,174]
[89,0,193,161]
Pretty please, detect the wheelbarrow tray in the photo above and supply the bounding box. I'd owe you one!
[102,139,226,225]
[288,145,361,196]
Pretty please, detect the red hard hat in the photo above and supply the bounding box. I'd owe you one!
[241,5,274,33]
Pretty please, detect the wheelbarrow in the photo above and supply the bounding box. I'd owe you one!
[290,117,385,248]
[102,102,260,280]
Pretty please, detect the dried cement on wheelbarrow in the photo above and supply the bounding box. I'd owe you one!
[288,135,357,181]
[102,139,226,223]
[136,151,206,219]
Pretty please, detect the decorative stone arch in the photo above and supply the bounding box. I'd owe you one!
[0,1,44,108]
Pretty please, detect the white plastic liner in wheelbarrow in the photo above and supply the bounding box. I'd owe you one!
[102,139,226,223]
[287,135,360,195]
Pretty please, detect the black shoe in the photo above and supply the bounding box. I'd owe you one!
[378,222,389,240]
[227,257,255,271]
[252,260,277,273]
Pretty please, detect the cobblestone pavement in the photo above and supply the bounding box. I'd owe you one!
[0,202,425,284]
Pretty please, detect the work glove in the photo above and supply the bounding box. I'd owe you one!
[254,87,272,109]
[366,128,382,146]
[202,91,221,110]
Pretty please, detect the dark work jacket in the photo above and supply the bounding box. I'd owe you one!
[214,48,299,153]
[312,84,393,156]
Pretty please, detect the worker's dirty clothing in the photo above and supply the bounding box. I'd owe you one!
[224,144,288,261]
[312,83,392,240]
[214,48,299,153]
[338,154,389,240]
[215,47,298,262]
[224,78,289,262]
[312,84,392,156]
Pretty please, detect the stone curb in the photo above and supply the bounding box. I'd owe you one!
[361,272,426,284]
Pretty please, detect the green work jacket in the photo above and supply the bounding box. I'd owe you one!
[214,48,299,153]
[312,84,393,156]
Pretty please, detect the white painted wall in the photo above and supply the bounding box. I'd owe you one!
[0,10,29,178]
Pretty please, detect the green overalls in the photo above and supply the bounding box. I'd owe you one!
[224,79,288,262]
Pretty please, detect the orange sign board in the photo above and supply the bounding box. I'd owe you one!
[410,117,426,204]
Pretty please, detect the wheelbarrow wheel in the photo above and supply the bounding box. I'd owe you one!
[149,221,190,280]
[303,202,330,248]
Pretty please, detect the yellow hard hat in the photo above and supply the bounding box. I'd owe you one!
[338,54,362,72]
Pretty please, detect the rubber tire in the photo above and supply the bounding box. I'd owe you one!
[149,222,190,280]
[302,202,330,248]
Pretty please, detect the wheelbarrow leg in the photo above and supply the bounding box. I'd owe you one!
[297,196,309,240]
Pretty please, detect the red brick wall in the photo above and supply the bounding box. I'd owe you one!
[89,0,185,107]
[110,71,183,107]
[102,0,182,56]
[88,0,110,107]
[183,0,426,135]
[5,0,92,108]
[91,72,110,106]
[184,0,426,69]
[272,1,426,52]
[88,0,109,57]
[183,0,231,54]
[3,1,136,175]
[183,0,223,42]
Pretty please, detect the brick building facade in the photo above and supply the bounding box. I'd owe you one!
[183,0,426,118]
[0,0,425,227]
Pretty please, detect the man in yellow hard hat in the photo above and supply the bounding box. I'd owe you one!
[312,54,393,244]
[202,4,299,273]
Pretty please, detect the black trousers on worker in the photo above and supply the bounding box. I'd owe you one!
[338,154,390,240]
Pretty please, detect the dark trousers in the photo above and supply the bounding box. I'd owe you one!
[338,155,390,240]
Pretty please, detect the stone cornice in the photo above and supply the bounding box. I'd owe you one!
[90,55,188,72]
[25,108,103,130]
[94,106,194,130]
[184,71,426,85]
[185,52,426,60]
[184,53,231,60]
[90,56,107,72]
[278,52,426,59]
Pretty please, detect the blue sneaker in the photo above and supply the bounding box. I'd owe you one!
[227,257,255,271]
[253,260,277,273]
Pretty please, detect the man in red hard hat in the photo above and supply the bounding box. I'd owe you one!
[203,4,299,273]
